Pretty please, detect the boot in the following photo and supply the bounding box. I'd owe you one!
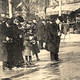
[54,53,59,61]
[35,54,40,61]
[50,52,55,61]
[25,56,29,65]
[29,56,32,65]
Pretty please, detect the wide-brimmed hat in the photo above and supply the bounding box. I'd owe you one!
[16,16,24,22]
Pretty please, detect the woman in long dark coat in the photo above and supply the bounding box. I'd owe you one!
[30,21,40,61]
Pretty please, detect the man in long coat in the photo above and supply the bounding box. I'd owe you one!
[0,19,8,63]
[44,20,60,61]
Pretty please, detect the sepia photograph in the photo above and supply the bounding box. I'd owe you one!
[0,0,80,80]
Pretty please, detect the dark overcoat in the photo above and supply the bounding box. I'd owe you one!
[44,22,60,53]
[29,23,40,54]
[6,23,24,67]
[36,22,45,41]
[0,22,8,62]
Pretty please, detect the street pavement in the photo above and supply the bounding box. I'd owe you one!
[0,35,80,80]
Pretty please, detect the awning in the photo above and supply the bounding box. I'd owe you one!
[46,2,80,15]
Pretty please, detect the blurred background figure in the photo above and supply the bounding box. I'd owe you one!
[36,19,45,49]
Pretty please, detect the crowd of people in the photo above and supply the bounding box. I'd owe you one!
[0,16,61,70]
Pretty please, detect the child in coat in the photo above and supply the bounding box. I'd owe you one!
[23,37,32,66]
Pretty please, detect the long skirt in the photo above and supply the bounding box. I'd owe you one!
[32,42,40,55]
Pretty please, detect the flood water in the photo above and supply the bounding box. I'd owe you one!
[0,42,80,80]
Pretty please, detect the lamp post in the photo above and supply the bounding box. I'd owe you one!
[59,0,62,31]
[59,0,62,16]
[8,0,12,18]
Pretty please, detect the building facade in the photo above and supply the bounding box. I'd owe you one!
[1,0,80,19]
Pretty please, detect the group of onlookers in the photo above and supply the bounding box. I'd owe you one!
[0,16,61,70]
[0,16,25,69]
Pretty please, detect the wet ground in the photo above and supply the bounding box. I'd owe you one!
[0,42,80,80]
